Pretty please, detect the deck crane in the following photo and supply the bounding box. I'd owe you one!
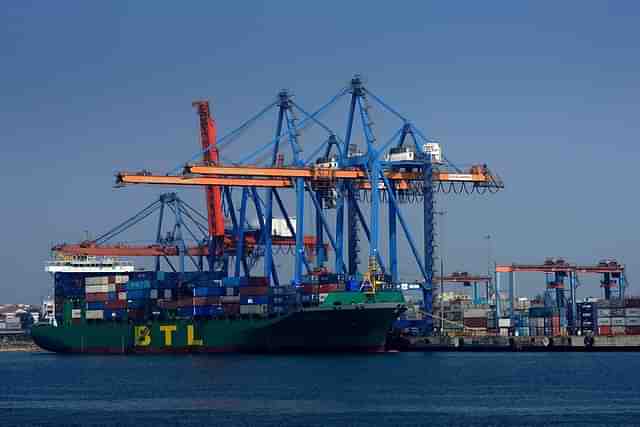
[52,192,322,274]
[495,258,627,335]
[115,75,505,335]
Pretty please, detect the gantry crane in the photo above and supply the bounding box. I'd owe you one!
[495,258,627,334]
[115,75,504,334]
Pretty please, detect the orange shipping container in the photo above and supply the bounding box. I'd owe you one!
[193,296,220,306]
[86,292,109,302]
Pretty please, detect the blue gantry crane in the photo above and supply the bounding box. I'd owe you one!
[114,75,504,335]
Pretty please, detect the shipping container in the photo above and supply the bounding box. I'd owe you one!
[85,277,109,286]
[626,326,640,335]
[611,326,626,335]
[71,309,82,319]
[87,301,105,310]
[611,317,626,326]
[598,317,611,326]
[127,289,150,300]
[464,308,489,318]
[193,287,225,297]
[240,304,269,315]
[85,310,104,320]
[85,284,110,294]
[193,296,221,306]
[127,280,151,291]
[241,296,270,305]
[626,308,640,317]
[115,275,129,284]
[86,292,108,302]
[239,286,270,296]
[598,325,612,335]
[105,300,127,309]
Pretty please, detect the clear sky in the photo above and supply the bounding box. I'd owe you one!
[1,1,639,303]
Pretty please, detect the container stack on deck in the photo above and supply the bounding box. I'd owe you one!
[596,298,640,336]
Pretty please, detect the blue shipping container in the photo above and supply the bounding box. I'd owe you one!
[241,296,270,305]
[103,309,127,320]
[127,300,147,309]
[194,287,225,297]
[87,302,105,310]
[127,289,150,299]
[127,281,151,290]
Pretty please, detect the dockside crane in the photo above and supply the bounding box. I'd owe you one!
[115,75,504,335]
[495,258,627,334]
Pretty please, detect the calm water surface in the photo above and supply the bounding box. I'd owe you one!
[1,351,639,426]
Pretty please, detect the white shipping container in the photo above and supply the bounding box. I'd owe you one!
[626,317,640,326]
[163,290,172,299]
[118,292,127,301]
[85,284,110,294]
[626,308,640,317]
[115,275,129,284]
[85,276,109,286]
[71,309,82,319]
[597,309,611,317]
[240,304,268,315]
[226,287,235,296]
[150,289,158,299]
[612,317,626,326]
[598,317,611,325]
[498,318,511,328]
[0,322,6,329]
[464,309,489,318]
[85,310,104,320]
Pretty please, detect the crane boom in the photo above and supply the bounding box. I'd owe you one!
[193,101,225,237]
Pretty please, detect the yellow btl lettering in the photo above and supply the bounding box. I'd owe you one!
[159,325,176,346]
[187,325,203,346]
[134,326,151,346]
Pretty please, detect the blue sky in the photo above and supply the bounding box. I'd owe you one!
[1,1,639,303]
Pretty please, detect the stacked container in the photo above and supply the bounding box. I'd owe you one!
[239,276,270,315]
[463,308,488,335]
[597,299,625,335]
[577,302,597,335]
[626,298,640,335]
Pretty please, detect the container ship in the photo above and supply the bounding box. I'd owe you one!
[33,255,405,354]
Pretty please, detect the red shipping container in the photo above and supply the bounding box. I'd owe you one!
[176,297,194,308]
[240,286,270,296]
[223,303,241,315]
[105,300,127,309]
[127,309,145,320]
[319,284,339,293]
[193,296,220,306]
[598,326,612,335]
[626,326,640,335]
[302,285,319,294]
[248,276,269,287]
[86,292,109,302]
[158,300,179,310]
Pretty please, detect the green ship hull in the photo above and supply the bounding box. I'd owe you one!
[32,300,403,354]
